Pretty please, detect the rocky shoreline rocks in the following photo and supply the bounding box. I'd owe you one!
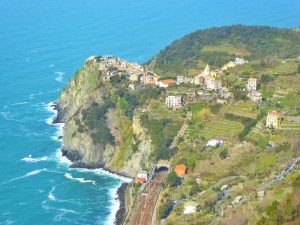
[115,183,129,225]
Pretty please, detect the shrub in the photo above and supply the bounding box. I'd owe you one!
[219,148,229,159]
[293,175,300,188]
[159,198,173,219]
[209,103,222,114]
[166,171,179,187]
[260,74,274,84]
[189,183,201,196]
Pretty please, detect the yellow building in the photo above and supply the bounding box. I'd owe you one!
[266,111,281,128]
[222,61,236,71]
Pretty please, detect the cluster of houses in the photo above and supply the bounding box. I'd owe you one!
[86,56,145,83]
[89,56,251,109]
[165,58,248,109]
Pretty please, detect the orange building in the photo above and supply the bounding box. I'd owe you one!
[175,164,187,177]
[135,177,147,183]
[135,171,148,183]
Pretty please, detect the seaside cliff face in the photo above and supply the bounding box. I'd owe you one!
[56,56,154,177]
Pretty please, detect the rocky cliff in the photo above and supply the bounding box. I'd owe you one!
[56,56,155,177]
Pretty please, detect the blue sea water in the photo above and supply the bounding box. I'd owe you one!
[0,0,299,224]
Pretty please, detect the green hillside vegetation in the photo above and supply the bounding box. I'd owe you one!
[146,25,300,78]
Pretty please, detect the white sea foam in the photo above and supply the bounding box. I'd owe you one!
[49,64,55,68]
[46,102,57,124]
[48,186,57,201]
[1,169,47,185]
[91,168,132,183]
[55,149,72,166]
[64,173,96,185]
[51,123,64,142]
[46,102,64,142]
[26,169,47,176]
[48,88,60,93]
[55,71,65,82]
[10,101,30,106]
[105,184,122,225]
[29,92,43,100]
[21,155,49,163]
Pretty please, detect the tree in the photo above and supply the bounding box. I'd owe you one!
[166,171,179,187]
[298,64,300,74]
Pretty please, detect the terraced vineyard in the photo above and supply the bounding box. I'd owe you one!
[224,101,259,119]
[280,119,300,130]
[247,121,264,141]
[185,117,244,141]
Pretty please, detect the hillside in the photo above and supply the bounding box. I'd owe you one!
[55,26,300,225]
[146,25,300,78]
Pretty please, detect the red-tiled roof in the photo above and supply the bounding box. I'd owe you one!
[175,164,187,176]
[160,79,176,85]
[135,177,146,183]
[268,111,280,116]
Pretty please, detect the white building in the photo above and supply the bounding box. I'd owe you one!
[177,76,194,85]
[258,191,265,199]
[248,91,262,102]
[128,83,135,91]
[183,201,198,215]
[246,78,258,91]
[166,96,183,109]
[235,57,247,65]
[221,184,229,192]
[220,87,231,99]
[206,77,222,91]
[232,195,243,204]
[206,139,224,147]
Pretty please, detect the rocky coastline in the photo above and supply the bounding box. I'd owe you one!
[115,182,129,225]
[50,102,131,225]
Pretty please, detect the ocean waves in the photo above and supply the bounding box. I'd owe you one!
[64,173,96,185]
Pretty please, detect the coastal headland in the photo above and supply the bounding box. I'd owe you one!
[55,25,300,224]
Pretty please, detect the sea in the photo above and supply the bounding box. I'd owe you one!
[0,0,299,224]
